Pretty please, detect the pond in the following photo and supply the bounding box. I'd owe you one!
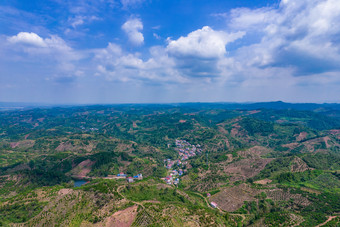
[74,180,87,187]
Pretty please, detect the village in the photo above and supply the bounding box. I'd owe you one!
[102,172,143,183]
[162,139,202,186]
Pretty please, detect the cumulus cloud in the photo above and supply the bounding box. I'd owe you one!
[94,42,186,83]
[8,32,47,47]
[165,26,244,78]
[7,32,79,61]
[167,26,245,59]
[93,26,245,82]
[122,18,144,46]
[229,0,340,75]
[6,32,84,83]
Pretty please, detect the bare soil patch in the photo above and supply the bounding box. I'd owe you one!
[58,188,74,196]
[290,157,311,172]
[323,136,331,148]
[282,143,299,149]
[265,189,310,206]
[70,159,94,178]
[301,187,321,195]
[10,140,35,149]
[230,123,241,137]
[56,142,74,151]
[297,132,308,141]
[218,157,274,182]
[101,205,138,227]
[329,129,340,135]
[254,179,272,185]
[238,146,272,159]
[210,184,258,212]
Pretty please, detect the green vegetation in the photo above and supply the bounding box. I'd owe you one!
[0,103,339,226]
[122,184,189,204]
[0,200,46,225]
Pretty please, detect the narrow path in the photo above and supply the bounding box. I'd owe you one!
[191,191,246,224]
[117,185,145,208]
[191,191,211,208]
[230,213,246,223]
[316,216,338,227]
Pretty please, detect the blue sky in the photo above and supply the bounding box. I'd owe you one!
[0,0,339,104]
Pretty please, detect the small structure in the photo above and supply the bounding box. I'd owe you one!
[127,177,134,183]
[207,193,211,198]
[117,172,126,177]
[165,176,172,184]
[174,178,180,185]
[133,173,143,180]
[210,202,218,208]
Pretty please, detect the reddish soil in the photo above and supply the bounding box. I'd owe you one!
[290,157,311,172]
[329,129,340,135]
[10,140,35,149]
[246,110,261,115]
[254,179,272,185]
[58,188,73,196]
[71,159,94,178]
[323,136,331,148]
[102,205,138,227]
[56,142,74,152]
[210,184,258,212]
[282,143,299,149]
[297,132,307,141]
[265,189,310,206]
[218,157,274,182]
[230,123,241,137]
[238,146,271,159]
[56,141,95,153]
[179,120,187,123]
[37,117,45,122]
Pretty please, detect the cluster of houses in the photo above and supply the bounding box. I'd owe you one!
[80,126,99,132]
[162,139,204,185]
[163,175,180,185]
[164,159,188,170]
[162,164,185,185]
[175,139,202,161]
[115,172,143,183]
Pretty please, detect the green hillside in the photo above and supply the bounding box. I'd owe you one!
[0,103,339,226]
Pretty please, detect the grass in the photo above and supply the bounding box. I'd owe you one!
[122,183,189,204]
[0,200,47,225]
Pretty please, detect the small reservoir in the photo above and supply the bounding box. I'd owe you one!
[74,180,87,187]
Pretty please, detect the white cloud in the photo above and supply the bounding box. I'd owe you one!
[68,15,100,29]
[93,42,187,83]
[228,0,340,75]
[167,26,245,59]
[153,33,161,40]
[5,32,84,83]
[8,32,47,47]
[121,18,144,46]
